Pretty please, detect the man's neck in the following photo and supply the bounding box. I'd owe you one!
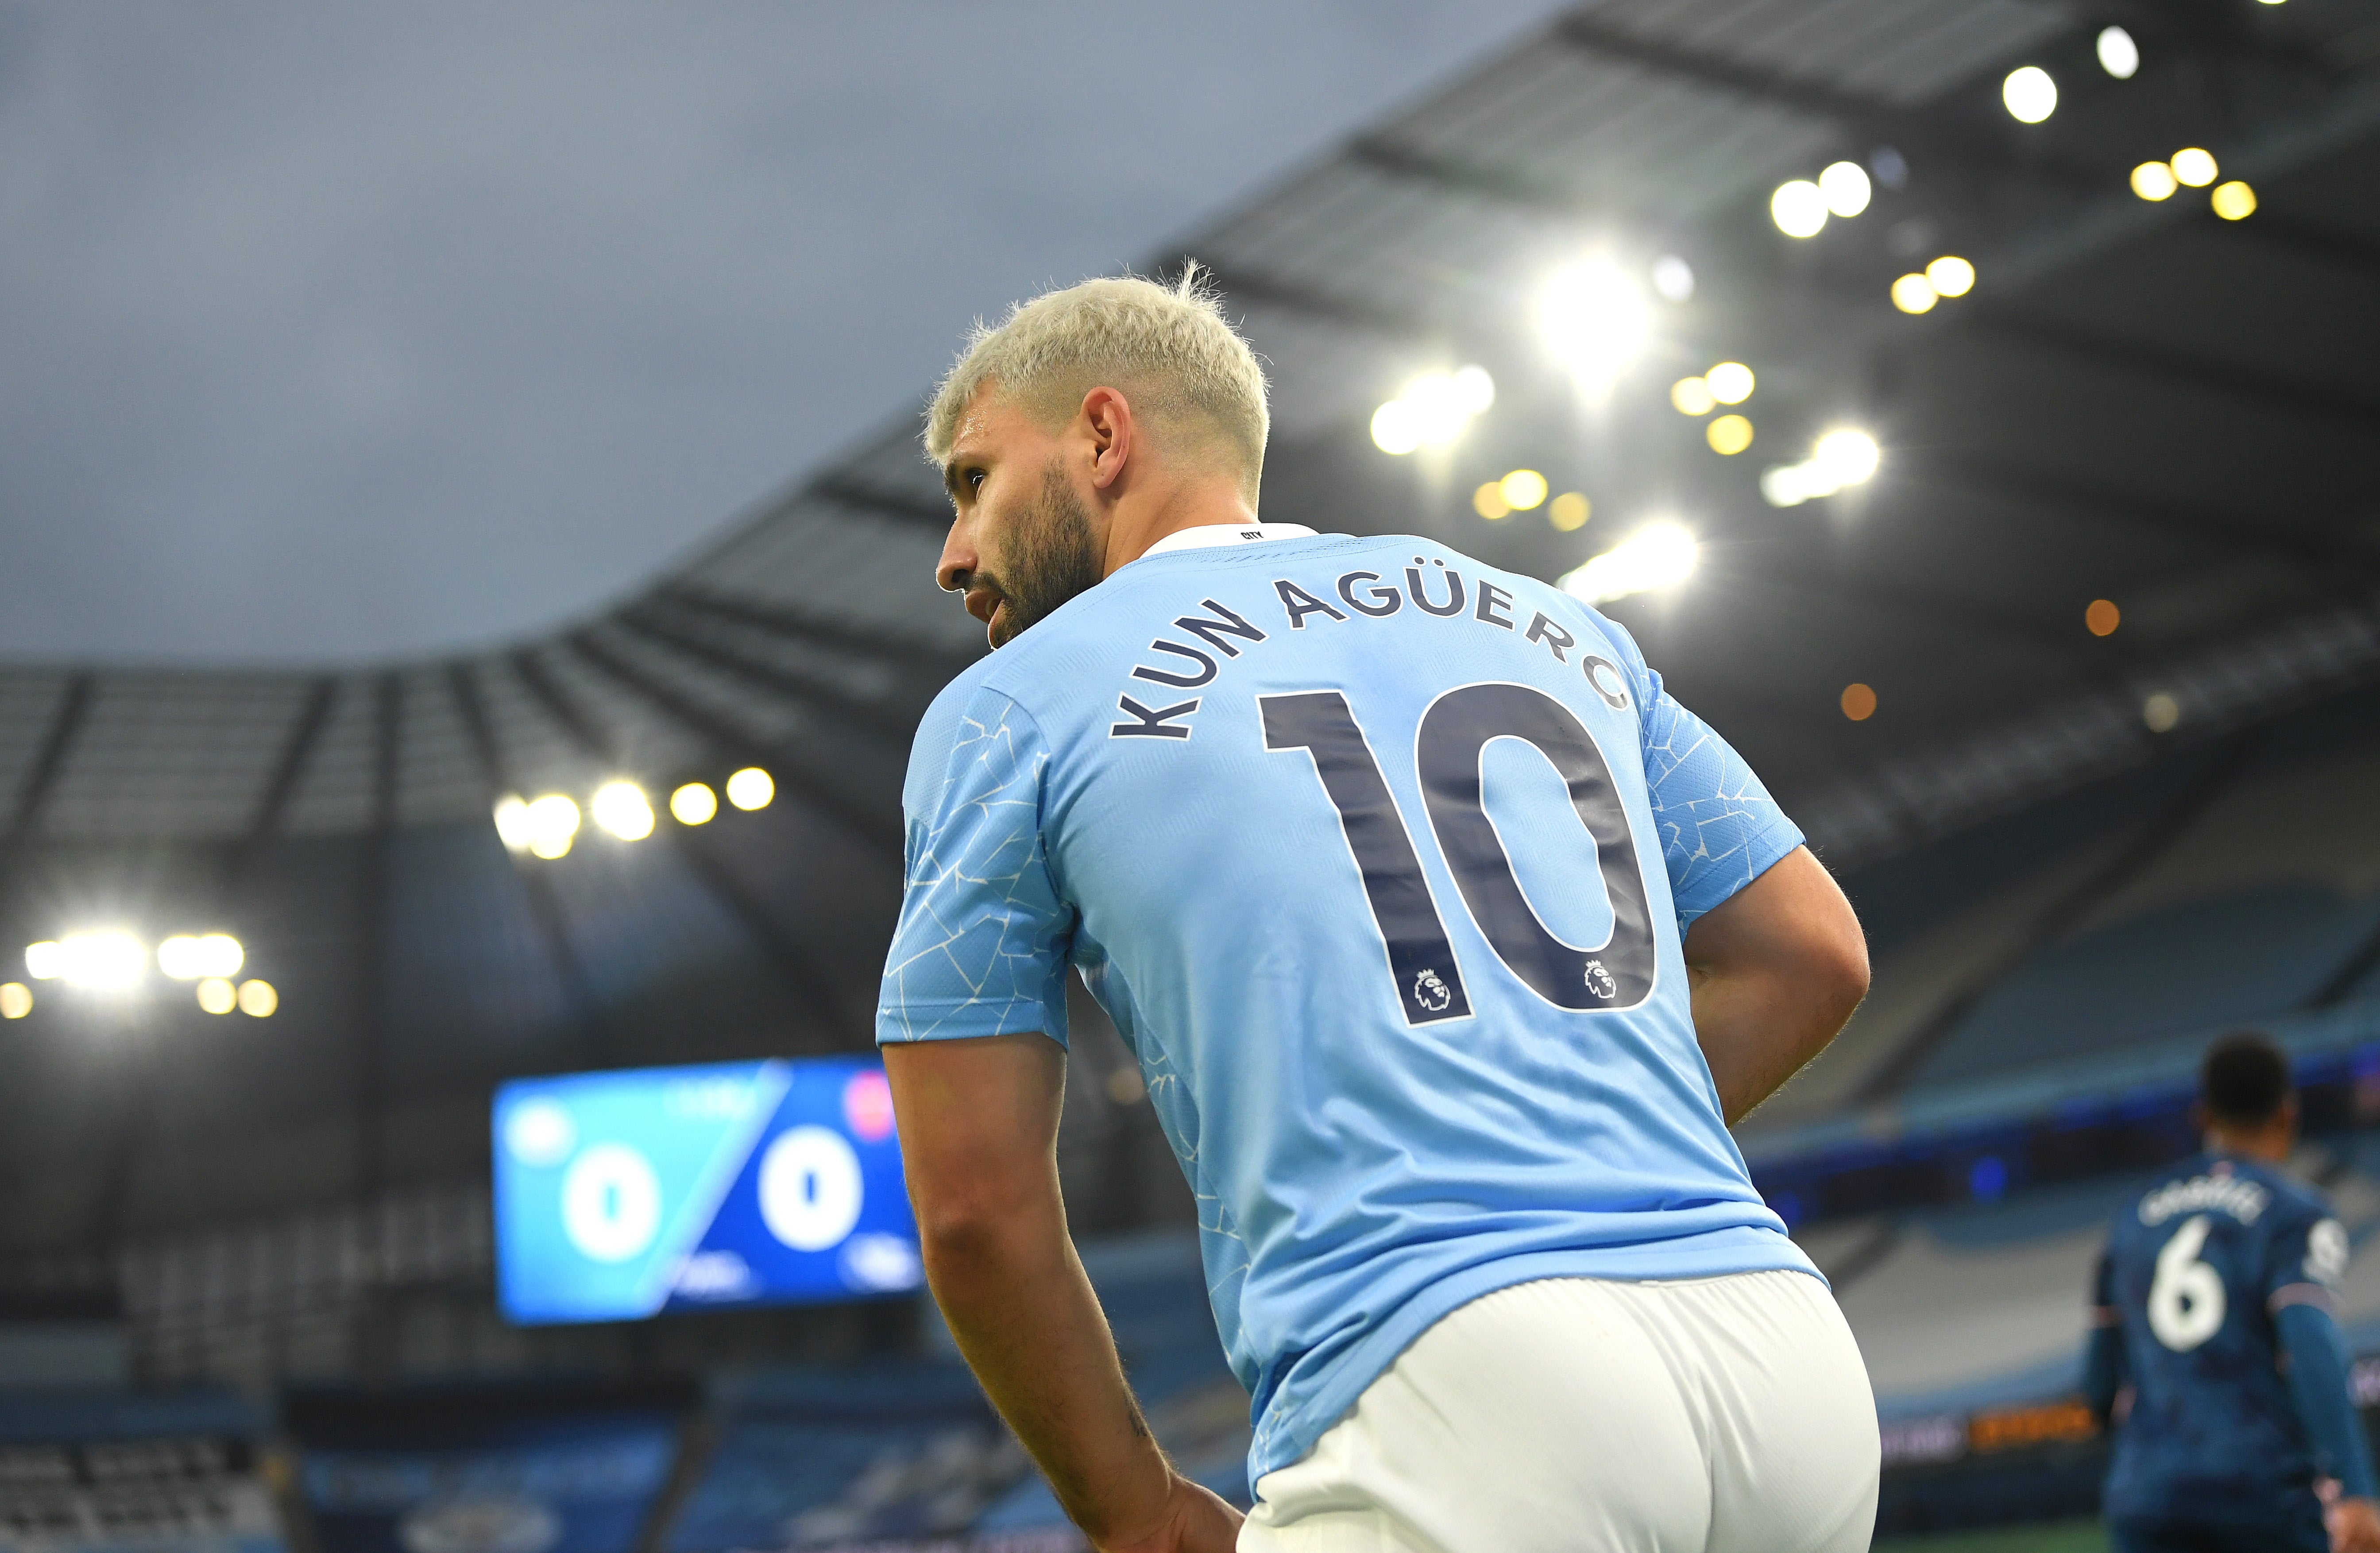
[2206,1128,2292,1164]
[1100,484,1259,577]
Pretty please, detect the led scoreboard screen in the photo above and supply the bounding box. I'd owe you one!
[493,1056,921,1324]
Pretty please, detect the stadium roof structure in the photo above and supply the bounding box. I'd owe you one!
[6,0,2380,1261]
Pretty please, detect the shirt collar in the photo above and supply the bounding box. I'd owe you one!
[1140,522,1319,558]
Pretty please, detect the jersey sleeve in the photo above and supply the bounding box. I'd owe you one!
[1592,613,1806,932]
[876,681,1074,1048]
[2266,1203,2352,1315]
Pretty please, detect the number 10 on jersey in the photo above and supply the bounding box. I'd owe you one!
[1261,682,1656,1028]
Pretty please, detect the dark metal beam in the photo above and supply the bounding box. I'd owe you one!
[503,649,858,1031]
[811,473,949,529]
[1182,255,1437,342]
[354,672,402,1205]
[446,662,608,1063]
[1907,448,2380,580]
[564,628,899,852]
[244,676,339,842]
[614,605,920,744]
[1963,310,2380,431]
[653,583,978,680]
[8,672,95,836]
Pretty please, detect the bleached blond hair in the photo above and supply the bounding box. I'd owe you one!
[926,267,1269,502]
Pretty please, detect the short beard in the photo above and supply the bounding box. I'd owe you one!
[984,459,1103,647]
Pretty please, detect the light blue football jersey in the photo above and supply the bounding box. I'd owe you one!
[877,529,1818,1481]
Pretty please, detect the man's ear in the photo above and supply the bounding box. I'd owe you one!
[1079,386,1135,492]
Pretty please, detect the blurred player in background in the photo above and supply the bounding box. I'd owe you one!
[875,271,1878,1552]
[2088,1031,2380,1553]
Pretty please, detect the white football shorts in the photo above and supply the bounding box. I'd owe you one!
[1238,1269,1879,1553]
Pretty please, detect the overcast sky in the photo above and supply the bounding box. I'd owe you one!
[0,2,1568,665]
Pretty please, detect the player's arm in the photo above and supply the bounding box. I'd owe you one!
[2082,1249,2128,1425]
[1679,846,1869,1124]
[884,1035,1240,1553]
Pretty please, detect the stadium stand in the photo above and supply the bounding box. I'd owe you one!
[4,1,2380,1545]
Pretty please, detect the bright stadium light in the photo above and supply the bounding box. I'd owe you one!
[2170,148,2218,187]
[1,983,29,1020]
[2003,66,2057,124]
[591,780,656,842]
[1924,256,1975,298]
[1890,274,1938,314]
[1819,161,1871,217]
[726,768,775,811]
[1770,180,1828,238]
[1548,492,1590,532]
[1498,470,1548,511]
[493,795,533,853]
[2210,180,2257,220]
[157,934,242,981]
[55,932,147,992]
[670,782,719,825]
[1705,415,1754,456]
[1760,429,1882,507]
[237,979,278,1018]
[1704,362,1754,405]
[1650,254,1695,301]
[1559,522,1700,605]
[25,941,63,980]
[1670,377,1716,416]
[1369,399,1423,456]
[2098,26,2139,79]
[1536,261,1652,388]
[525,795,581,860]
[1472,482,1510,521]
[2131,161,2178,201]
[196,977,237,1015]
[1370,366,1493,455]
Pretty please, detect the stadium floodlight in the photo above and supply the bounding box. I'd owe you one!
[25,941,63,980]
[1889,274,1938,314]
[493,795,533,853]
[1769,180,1828,238]
[1818,161,1871,218]
[1369,366,1492,456]
[1548,492,1590,532]
[1924,256,1975,298]
[1760,429,1882,507]
[0,982,28,1020]
[1498,470,1548,511]
[236,979,278,1018]
[1536,261,1652,389]
[2131,161,2178,201]
[1472,482,1510,521]
[1369,399,1423,455]
[1813,429,1883,487]
[1704,362,1754,405]
[670,782,719,825]
[1650,255,1695,302]
[157,934,242,981]
[2143,692,2181,732]
[1559,522,1699,605]
[525,795,581,859]
[2097,26,2139,78]
[2003,66,2057,124]
[726,768,775,811]
[2211,180,2256,220]
[196,977,237,1015]
[1670,377,1716,416]
[591,780,656,842]
[55,932,147,992]
[1705,415,1754,456]
[2170,148,2218,188]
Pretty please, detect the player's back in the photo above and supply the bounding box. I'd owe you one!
[884,529,1815,1477]
[2097,1150,2342,1518]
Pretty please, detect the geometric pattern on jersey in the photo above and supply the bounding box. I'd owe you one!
[2094,1151,2349,1526]
[878,532,1817,1481]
